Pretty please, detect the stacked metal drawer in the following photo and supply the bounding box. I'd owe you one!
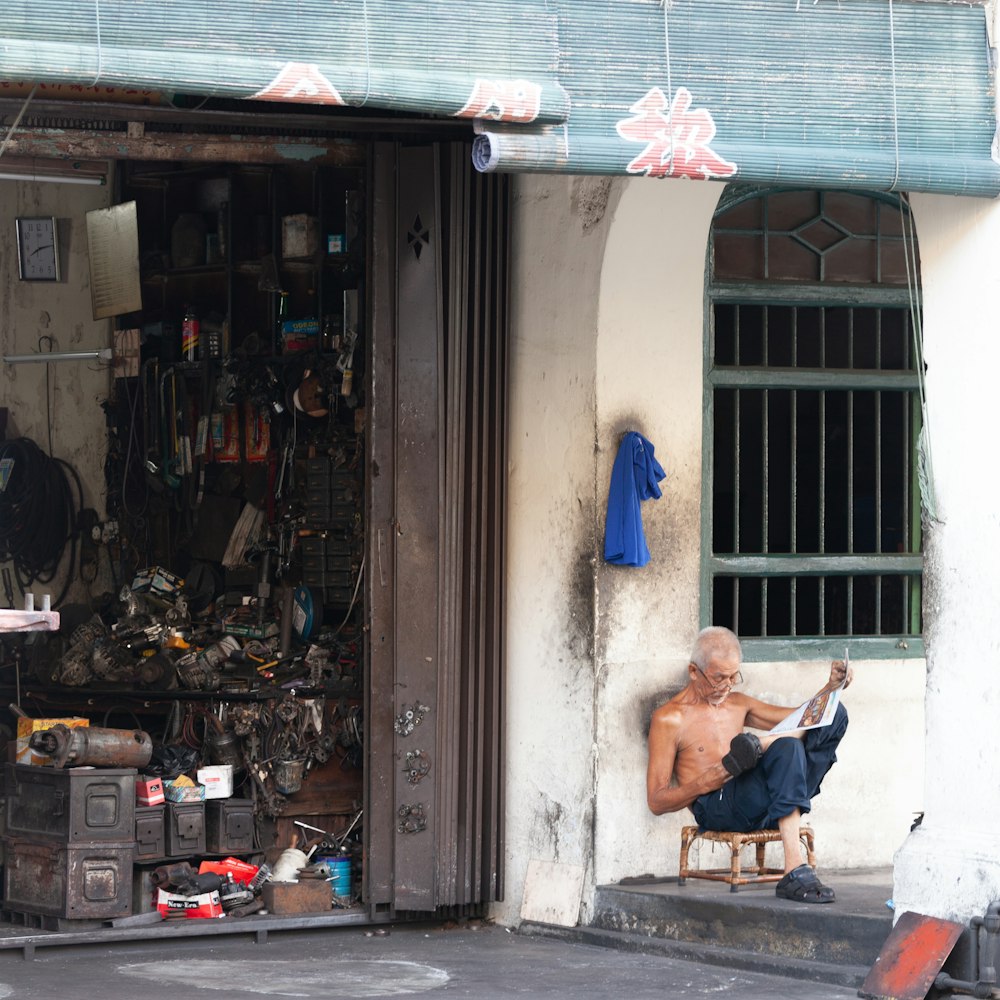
[165,801,206,856]
[137,799,253,861]
[3,763,136,919]
[135,804,166,861]
[302,457,360,607]
[206,798,254,853]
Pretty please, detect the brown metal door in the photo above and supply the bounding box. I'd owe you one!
[366,142,508,913]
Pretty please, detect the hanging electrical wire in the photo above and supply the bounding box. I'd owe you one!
[332,555,365,636]
[0,436,84,606]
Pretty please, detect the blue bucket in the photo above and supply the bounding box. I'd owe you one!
[317,855,352,898]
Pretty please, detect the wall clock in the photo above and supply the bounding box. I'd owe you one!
[16,216,60,281]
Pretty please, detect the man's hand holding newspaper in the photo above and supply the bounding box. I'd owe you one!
[767,650,851,735]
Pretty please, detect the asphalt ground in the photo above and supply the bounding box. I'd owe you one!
[0,921,860,999]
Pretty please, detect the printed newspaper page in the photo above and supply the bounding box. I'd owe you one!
[767,651,849,735]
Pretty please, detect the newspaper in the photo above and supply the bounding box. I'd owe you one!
[767,649,849,735]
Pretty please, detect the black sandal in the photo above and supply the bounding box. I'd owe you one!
[775,864,835,903]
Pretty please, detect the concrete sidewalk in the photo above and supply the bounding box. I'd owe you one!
[0,921,859,999]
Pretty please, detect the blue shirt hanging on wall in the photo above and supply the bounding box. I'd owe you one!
[604,431,666,567]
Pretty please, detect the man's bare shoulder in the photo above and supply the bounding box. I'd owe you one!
[649,699,686,733]
[649,691,706,739]
[651,690,754,732]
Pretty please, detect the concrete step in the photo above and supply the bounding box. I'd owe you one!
[520,921,870,991]
[579,868,894,988]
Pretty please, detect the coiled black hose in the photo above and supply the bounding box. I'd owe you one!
[0,437,83,607]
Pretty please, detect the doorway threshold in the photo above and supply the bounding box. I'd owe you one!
[0,906,384,960]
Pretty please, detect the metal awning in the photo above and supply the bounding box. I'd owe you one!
[1,0,998,195]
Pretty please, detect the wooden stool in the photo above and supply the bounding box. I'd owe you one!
[678,825,816,892]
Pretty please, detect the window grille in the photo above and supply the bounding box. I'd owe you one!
[704,190,923,658]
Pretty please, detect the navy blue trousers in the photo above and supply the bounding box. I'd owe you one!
[691,704,848,833]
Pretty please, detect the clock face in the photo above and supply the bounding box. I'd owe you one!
[16,217,60,281]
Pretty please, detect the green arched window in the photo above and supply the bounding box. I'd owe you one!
[703,189,923,660]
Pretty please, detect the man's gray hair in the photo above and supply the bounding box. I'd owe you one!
[690,626,742,670]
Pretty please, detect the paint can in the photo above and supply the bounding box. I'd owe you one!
[317,854,352,898]
[273,757,306,795]
[206,726,243,771]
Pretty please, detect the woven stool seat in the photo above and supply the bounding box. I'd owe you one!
[678,825,816,892]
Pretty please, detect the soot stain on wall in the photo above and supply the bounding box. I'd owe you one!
[533,793,566,861]
[639,691,672,741]
[596,442,703,659]
[920,519,944,675]
[570,176,614,234]
[641,467,700,575]
[566,545,595,668]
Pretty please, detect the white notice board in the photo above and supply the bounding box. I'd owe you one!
[86,201,142,320]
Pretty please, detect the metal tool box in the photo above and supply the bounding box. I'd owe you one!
[135,804,166,861]
[3,836,134,919]
[205,798,254,854]
[4,763,136,843]
[165,801,206,856]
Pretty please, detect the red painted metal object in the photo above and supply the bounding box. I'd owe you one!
[859,909,965,1000]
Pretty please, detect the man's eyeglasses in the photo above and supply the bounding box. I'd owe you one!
[694,665,744,690]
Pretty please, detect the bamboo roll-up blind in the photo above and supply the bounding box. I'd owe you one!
[0,0,568,123]
[2,0,996,193]
[474,0,1000,196]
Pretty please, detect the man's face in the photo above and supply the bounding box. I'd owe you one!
[691,649,743,706]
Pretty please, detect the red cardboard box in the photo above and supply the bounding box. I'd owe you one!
[155,888,224,919]
[136,777,165,806]
[199,857,260,882]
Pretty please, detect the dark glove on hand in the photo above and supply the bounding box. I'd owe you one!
[722,732,763,777]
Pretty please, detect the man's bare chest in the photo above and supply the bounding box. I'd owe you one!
[676,704,745,759]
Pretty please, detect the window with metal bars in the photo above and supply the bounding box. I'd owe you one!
[703,189,923,659]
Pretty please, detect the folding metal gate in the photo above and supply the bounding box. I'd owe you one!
[366,142,508,912]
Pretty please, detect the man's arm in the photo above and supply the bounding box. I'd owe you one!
[743,695,796,731]
[742,659,852,731]
[646,707,730,815]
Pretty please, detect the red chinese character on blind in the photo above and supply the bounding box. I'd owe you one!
[253,63,345,105]
[456,78,542,123]
[616,86,737,180]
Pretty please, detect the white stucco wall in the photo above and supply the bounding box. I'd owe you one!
[500,174,928,926]
[1,180,113,606]
[496,176,617,926]
[893,193,1000,924]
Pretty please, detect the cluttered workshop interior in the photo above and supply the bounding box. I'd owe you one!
[0,156,372,928]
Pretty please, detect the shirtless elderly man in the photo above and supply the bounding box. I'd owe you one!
[646,625,851,903]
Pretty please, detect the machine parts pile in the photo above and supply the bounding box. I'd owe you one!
[50,564,360,694]
[28,562,364,823]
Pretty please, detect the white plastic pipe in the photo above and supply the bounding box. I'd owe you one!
[3,348,113,364]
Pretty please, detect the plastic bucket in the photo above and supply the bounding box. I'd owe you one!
[318,855,352,898]
[271,848,308,882]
